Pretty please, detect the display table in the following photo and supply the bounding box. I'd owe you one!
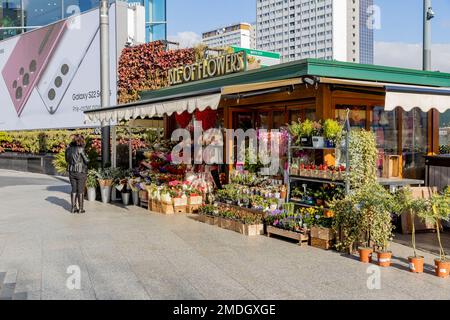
[377,178,425,192]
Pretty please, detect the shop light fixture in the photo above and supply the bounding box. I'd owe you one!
[301,75,320,87]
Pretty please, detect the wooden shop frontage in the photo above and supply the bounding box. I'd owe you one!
[85,58,450,273]
[85,58,450,186]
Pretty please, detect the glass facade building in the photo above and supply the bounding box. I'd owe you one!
[0,0,166,42]
[131,0,166,42]
[359,0,374,64]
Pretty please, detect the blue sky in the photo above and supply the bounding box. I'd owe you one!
[167,0,450,44]
[166,0,450,71]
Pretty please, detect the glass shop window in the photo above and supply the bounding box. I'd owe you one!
[402,109,428,180]
[336,105,367,129]
[439,110,450,154]
[371,106,398,177]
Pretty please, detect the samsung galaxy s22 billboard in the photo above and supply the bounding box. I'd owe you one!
[0,4,117,131]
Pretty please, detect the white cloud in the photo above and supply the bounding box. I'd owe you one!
[168,31,202,48]
[375,42,450,73]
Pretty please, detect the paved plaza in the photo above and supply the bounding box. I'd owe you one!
[0,169,449,300]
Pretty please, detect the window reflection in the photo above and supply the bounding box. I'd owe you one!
[371,106,398,177]
[402,109,428,179]
[336,105,366,129]
[0,0,23,40]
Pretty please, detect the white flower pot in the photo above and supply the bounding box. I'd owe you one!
[132,190,140,206]
[87,187,97,202]
[122,192,130,206]
[100,186,111,204]
[312,136,325,148]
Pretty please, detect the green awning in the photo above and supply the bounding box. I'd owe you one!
[139,58,450,101]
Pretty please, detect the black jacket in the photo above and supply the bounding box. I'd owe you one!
[65,145,89,173]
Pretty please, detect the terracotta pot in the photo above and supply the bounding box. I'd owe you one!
[377,251,393,267]
[408,256,424,273]
[434,259,450,278]
[358,247,373,263]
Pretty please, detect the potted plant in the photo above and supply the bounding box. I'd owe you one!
[299,119,314,147]
[128,177,141,206]
[360,182,395,267]
[96,168,114,204]
[323,119,343,148]
[86,169,98,202]
[393,187,429,273]
[119,178,131,206]
[418,188,450,278]
[311,121,325,148]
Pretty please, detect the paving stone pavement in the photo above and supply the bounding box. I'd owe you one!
[0,169,449,300]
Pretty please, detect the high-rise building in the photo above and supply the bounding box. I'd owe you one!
[256,0,374,63]
[202,23,256,49]
[131,0,166,42]
[0,0,167,42]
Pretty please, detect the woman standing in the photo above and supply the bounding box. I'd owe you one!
[65,134,89,214]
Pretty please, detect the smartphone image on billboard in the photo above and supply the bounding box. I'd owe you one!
[1,20,67,116]
[37,15,100,115]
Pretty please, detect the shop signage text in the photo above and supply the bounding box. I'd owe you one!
[168,52,245,86]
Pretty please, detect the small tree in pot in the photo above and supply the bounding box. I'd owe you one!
[393,187,429,273]
[86,169,98,202]
[418,188,450,278]
[356,182,395,266]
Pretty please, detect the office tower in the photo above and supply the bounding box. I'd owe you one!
[202,23,256,49]
[256,0,374,63]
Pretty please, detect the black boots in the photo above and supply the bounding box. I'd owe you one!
[71,193,85,214]
[77,193,86,214]
[71,193,78,213]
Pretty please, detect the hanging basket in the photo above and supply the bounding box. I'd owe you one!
[175,111,193,128]
[195,108,217,130]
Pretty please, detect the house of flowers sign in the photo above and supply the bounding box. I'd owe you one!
[168,51,246,86]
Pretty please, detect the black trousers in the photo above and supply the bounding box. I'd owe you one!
[69,172,87,194]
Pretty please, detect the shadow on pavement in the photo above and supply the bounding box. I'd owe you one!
[45,196,71,211]
[47,185,70,193]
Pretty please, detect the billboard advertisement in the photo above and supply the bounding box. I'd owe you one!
[0,4,118,131]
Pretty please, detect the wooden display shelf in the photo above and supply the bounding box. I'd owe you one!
[266,226,309,246]
[289,176,345,186]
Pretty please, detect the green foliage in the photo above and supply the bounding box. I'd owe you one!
[393,187,429,257]
[418,189,450,261]
[323,119,343,143]
[86,169,99,188]
[348,129,378,190]
[288,119,315,144]
[53,150,67,175]
[0,132,12,143]
[331,182,395,253]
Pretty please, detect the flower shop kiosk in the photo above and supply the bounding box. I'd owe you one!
[85,58,450,185]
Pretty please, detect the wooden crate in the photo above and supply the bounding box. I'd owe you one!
[139,190,149,201]
[173,197,188,207]
[382,155,403,178]
[174,205,187,214]
[161,203,174,215]
[204,215,219,226]
[267,226,309,246]
[311,237,334,250]
[219,218,236,231]
[310,227,336,241]
[401,187,437,234]
[151,200,162,213]
[235,223,264,236]
[140,199,149,210]
[188,196,203,206]
[187,204,201,214]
